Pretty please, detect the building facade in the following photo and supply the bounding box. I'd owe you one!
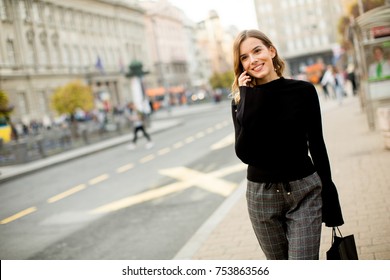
[140,0,190,100]
[0,0,146,124]
[253,0,344,77]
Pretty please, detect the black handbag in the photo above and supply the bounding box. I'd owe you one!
[326,227,358,260]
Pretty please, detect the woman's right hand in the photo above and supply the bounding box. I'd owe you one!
[238,71,251,86]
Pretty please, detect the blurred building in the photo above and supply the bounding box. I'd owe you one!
[253,0,344,77]
[139,0,190,100]
[0,0,146,124]
[195,10,233,79]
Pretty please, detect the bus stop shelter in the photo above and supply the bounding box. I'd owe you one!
[351,5,390,132]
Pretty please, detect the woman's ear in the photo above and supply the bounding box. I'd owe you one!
[269,46,276,59]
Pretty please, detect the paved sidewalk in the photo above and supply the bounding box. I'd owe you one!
[175,96,390,260]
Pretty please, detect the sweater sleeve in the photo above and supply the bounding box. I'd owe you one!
[306,86,344,227]
[306,86,332,185]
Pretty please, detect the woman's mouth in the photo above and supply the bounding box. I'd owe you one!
[252,64,264,72]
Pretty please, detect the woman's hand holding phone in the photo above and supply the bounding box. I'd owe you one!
[239,71,251,86]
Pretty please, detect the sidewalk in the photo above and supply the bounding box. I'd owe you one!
[175,96,390,260]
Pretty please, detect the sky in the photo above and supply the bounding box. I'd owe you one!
[167,0,258,30]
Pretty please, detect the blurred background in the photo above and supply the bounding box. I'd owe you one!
[0,0,389,260]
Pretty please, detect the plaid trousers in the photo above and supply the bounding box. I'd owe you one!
[246,172,322,260]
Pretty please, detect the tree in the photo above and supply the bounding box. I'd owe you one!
[209,71,234,90]
[51,80,94,116]
[0,89,14,121]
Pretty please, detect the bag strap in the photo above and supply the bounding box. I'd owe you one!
[331,226,343,244]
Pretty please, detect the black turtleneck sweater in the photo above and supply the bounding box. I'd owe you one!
[231,77,344,227]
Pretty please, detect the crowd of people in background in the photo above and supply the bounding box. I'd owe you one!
[293,62,358,106]
[3,88,226,144]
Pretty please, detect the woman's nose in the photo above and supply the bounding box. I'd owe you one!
[249,54,257,63]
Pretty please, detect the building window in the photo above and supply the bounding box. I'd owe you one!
[6,39,16,65]
[26,41,35,66]
[18,92,30,115]
[18,0,31,21]
[0,0,11,20]
[32,1,41,23]
[38,91,48,114]
[39,43,48,66]
[74,46,81,67]
[63,45,71,66]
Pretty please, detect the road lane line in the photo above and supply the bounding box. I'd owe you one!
[215,123,223,130]
[116,163,135,173]
[157,147,171,155]
[0,207,37,225]
[210,132,235,150]
[88,174,109,185]
[195,132,205,138]
[173,141,184,149]
[206,127,214,134]
[90,181,190,214]
[47,184,87,203]
[185,136,195,143]
[139,154,155,163]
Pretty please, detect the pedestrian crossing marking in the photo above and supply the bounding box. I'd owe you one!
[90,163,246,215]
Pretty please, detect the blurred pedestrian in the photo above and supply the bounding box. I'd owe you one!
[333,65,345,106]
[231,29,344,260]
[125,102,153,150]
[346,64,358,96]
[320,65,336,99]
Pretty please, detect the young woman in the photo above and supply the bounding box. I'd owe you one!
[231,30,344,260]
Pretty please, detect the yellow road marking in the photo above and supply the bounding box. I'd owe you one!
[159,166,237,197]
[47,184,87,203]
[0,207,37,225]
[140,154,155,163]
[206,127,214,133]
[185,136,195,143]
[195,132,205,138]
[116,163,135,173]
[173,141,184,149]
[210,133,235,150]
[88,174,109,185]
[157,147,171,155]
[90,163,245,215]
[214,123,223,129]
[90,181,190,214]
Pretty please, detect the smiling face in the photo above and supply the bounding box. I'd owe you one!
[239,37,278,84]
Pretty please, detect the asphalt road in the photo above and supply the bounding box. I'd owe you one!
[0,102,246,259]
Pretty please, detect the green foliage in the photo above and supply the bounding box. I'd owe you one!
[0,89,13,120]
[51,80,94,115]
[209,71,234,89]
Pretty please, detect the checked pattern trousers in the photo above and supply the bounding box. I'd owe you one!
[246,172,323,260]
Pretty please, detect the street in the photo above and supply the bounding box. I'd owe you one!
[0,102,245,259]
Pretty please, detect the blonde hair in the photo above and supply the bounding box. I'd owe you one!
[231,30,285,104]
